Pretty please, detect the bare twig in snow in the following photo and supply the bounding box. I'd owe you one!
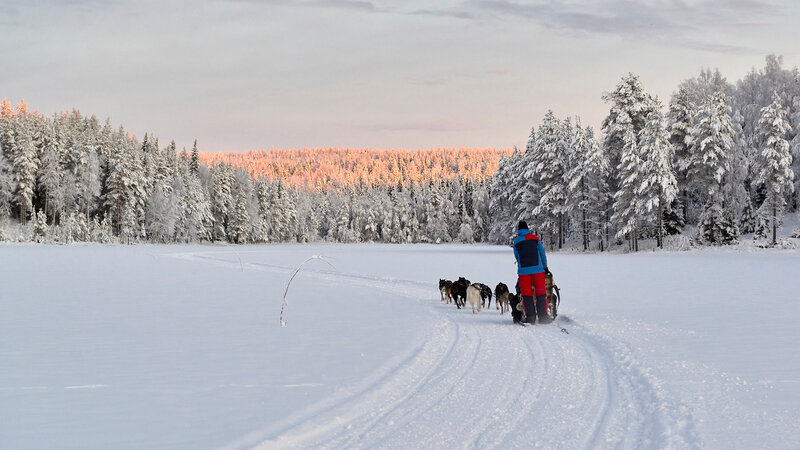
[280,255,336,327]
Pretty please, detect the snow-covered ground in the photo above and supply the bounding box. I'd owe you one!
[2,243,800,449]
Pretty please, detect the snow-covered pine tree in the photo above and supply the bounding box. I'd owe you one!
[74,146,101,233]
[363,205,380,242]
[10,113,39,223]
[144,179,177,243]
[0,150,14,219]
[424,185,450,244]
[471,179,490,242]
[663,200,685,236]
[228,192,250,244]
[756,92,794,246]
[667,86,694,225]
[791,96,800,210]
[532,111,569,249]
[582,127,612,250]
[270,179,297,242]
[33,209,47,242]
[602,74,655,186]
[611,120,642,251]
[190,139,200,176]
[566,120,592,250]
[37,145,62,223]
[739,197,756,234]
[518,129,541,236]
[184,163,213,242]
[210,163,234,241]
[688,92,737,245]
[638,103,678,248]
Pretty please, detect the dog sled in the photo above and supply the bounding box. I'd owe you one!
[544,271,561,321]
[511,270,561,324]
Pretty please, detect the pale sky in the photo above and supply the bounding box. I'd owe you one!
[2,0,799,152]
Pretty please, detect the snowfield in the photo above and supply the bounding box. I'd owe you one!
[2,243,800,449]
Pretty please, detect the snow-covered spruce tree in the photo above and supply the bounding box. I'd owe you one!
[566,121,592,250]
[10,113,39,224]
[333,199,357,243]
[190,139,200,176]
[185,161,213,242]
[37,144,63,223]
[0,148,15,220]
[722,110,751,224]
[103,126,147,235]
[270,179,297,242]
[663,200,685,236]
[602,75,655,184]
[253,178,272,243]
[791,96,800,210]
[637,103,678,248]
[74,147,101,237]
[566,121,611,250]
[210,163,234,241]
[388,187,408,243]
[362,205,380,242]
[228,193,250,244]
[488,151,514,243]
[33,209,47,242]
[145,179,177,243]
[739,197,756,234]
[424,185,450,244]
[583,127,613,250]
[532,111,569,249]
[756,92,794,246]
[471,179,490,242]
[518,129,541,235]
[667,86,694,226]
[227,168,254,244]
[611,121,642,251]
[688,92,737,245]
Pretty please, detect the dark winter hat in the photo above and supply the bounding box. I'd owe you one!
[518,221,529,231]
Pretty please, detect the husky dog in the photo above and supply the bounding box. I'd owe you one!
[473,283,492,309]
[452,277,470,309]
[466,283,484,314]
[495,282,510,314]
[438,279,453,304]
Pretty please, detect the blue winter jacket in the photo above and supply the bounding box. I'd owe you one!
[513,229,548,275]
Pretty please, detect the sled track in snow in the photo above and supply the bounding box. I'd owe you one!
[170,250,696,449]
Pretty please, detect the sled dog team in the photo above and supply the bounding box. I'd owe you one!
[438,279,511,315]
[438,221,554,325]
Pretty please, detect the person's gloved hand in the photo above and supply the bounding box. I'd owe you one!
[544,267,551,275]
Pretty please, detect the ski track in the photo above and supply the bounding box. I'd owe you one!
[168,250,697,449]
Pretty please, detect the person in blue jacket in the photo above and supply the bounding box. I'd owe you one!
[513,221,551,324]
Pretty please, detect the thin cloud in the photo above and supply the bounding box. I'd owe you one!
[409,8,476,19]
[221,0,384,12]
[487,68,511,76]
[358,119,466,132]
[435,0,787,54]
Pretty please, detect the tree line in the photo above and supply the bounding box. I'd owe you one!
[200,147,507,190]
[0,102,490,244]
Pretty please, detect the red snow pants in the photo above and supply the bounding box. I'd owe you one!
[518,272,546,297]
